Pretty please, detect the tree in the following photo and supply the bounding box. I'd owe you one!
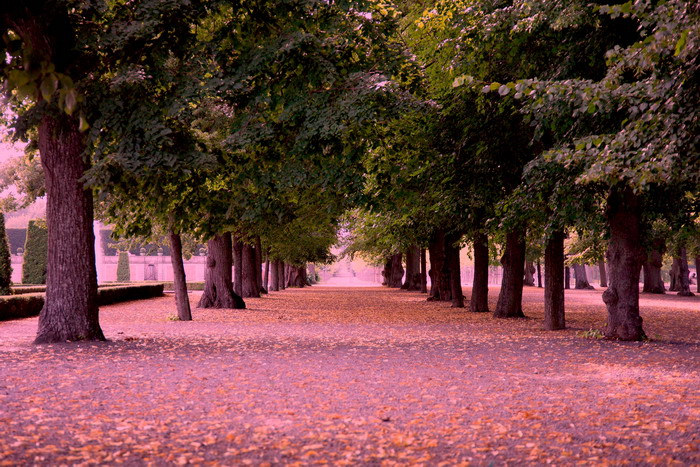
[0,213,11,294]
[22,219,47,285]
[116,251,130,282]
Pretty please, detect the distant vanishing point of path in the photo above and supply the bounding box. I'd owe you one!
[0,285,699,465]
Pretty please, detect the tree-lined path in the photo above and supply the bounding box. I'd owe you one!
[1,286,699,465]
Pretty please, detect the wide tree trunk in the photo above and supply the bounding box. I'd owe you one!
[573,263,594,289]
[287,265,305,287]
[389,252,403,288]
[168,228,191,321]
[255,237,265,294]
[598,260,608,288]
[34,115,105,343]
[494,227,526,318]
[642,247,665,294]
[232,235,243,297]
[428,230,451,301]
[446,233,464,308]
[402,246,421,291]
[470,233,489,313]
[602,188,645,340]
[544,230,565,330]
[524,260,536,286]
[675,248,694,297]
[241,242,260,298]
[198,233,245,309]
[536,261,542,288]
[420,248,428,293]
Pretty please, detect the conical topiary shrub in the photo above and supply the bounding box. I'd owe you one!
[117,251,131,282]
[22,219,48,285]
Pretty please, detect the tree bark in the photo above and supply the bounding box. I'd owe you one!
[287,265,305,287]
[241,242,260,298]
[494,227,526,318]
[536,261,542,288]
[544,230,565,330]
[696,256,700,294]
[420,248,428,293]
[381,257,391,286]
[34,115,105,343]
[168,228,191,321]
[389,252,403,288]
[198,233,245,309]
[308,263,316,284]
[573,263,594,289]
[602,188,645,340]
[446,233,464,308]
[255,236,266,294]
[428,230,451,301]
[470,233,489,313]
[642,246,665,294]
[675,247,694,297]
[263,255,270,291]
[278,261,286,290]
[564,266,571,289]
[402,246,421,290]
[524,260,536,286]
[268,259,279,291]
[598,260,608,288]
[232,235,243,297]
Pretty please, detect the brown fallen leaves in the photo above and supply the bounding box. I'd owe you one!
[0,284,698,465]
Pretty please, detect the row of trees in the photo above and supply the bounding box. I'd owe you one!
[0,0,697,342]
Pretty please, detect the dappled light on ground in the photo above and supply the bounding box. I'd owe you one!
[0,285,698,464]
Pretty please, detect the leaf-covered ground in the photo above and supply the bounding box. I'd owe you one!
[1,282,699,465]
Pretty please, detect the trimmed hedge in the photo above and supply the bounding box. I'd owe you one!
[11,286,46,294]
[162,281,205,292]
[117,251,130,282]
[0,284,165,321]
[22,219,47,285]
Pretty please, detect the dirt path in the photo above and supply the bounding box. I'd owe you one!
[1,286,699,465]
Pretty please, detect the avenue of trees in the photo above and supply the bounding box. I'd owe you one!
[0,0,697,343]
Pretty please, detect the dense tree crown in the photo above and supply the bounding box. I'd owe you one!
[0,0,697,341]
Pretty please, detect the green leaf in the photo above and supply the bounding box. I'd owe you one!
[40,73,59,102]
[78,114,90,132]
[587,102,596,114]
[674,30,689,56]
[489,82,502,91]
[452,76,465,88]
[64,89,78,115]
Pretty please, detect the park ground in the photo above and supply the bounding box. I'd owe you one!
[1,281,699,465]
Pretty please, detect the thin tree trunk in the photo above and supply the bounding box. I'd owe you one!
[34,115,105,343]
[428,230,450,301]
[308,263,316,284]
[382,257,391,286]
[241,242,260,298]
[564,266,571,290]
[676,247,694,297]
[198,233,245,309]
[470,233,489,313]
[268,259,279,291]
[544,230,565,330]
[494,227,526,318]
[402,246,421,290]
[420,248,428,293]
[602,188,645,340]
[168,227,191,321]
[255,236,265,294]
[696,256,700,294]
[446,234,464,308]
[536,261,542,288]
[573,263,594,289]
[389,252,403,288]
[263,254,270,291]
[598,260,608,288]
[524,260,536,286]
[278,261,286,290]
[232,235,243,297]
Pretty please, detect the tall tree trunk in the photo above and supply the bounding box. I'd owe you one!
[268,259,279,291]
[494,227,526,318]
[278,261,286,290]
[524,260,536,286]
[696,256,700,294]
[241,242,260,298]
[34,115,105,343]
[642,246,665,294]
[168,227,191,321]
[470,233,489,313]
[564,266,571,289]
[598,260,608,288]
[446,233,464,308]
[573,263,594,289]
[255,237,265,294]
[389,252,403,288]
[675,247,694,297]
[232,235,243,297]
[544,230,565,330]
[420,248,428,293]
[602,188,645,341]
[263,254,270,291]
[428,230,450,301]
[402,246,421,290]
[382,257,391,286]
[536,261,542,288]
[198,233,245,309]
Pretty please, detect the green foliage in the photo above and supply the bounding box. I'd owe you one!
[116,251,130,282]
[0,213,11,294]
[21,219,47,285]
[578,328,604,339]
